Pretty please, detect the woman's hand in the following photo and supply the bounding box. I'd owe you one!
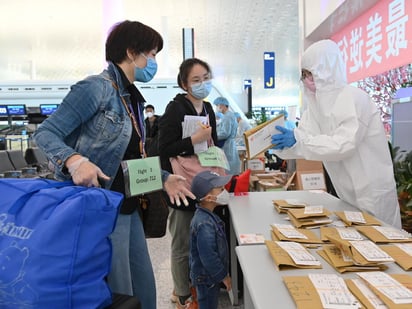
[191,126,212,145]
[66,155,110,187]
[163,174,196,206]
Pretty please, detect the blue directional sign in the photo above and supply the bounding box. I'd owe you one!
[264,52,275,89]
[244,79,252,90]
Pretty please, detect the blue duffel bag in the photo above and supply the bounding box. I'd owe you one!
[0,178,124,309]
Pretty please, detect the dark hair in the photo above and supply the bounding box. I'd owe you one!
[106,20,163,63]
[145,104,155,111]
[177,58,212,90]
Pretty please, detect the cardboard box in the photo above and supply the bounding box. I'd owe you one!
[294,159,326,191]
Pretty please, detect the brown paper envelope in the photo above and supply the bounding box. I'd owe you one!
[317,249,349,273]
[322,244,355,268]
[326,235,388,266]
[316,245,388,273]
[335,211,381,226]
[283,276,324,309]
[270,230,281,241]
[273,199,291,207]
[356,226,412,243]
[274,203,287,214]
[347,274,412,309]
[289,213,332,229]
[346,278,377,309]
[320,226,341,242]
[273,199,305,213]
[273,199,306,208]
[320,226,368,242]
[271,226,323,244]
[381,245,412,271]
[265,240,322,270]
[288,208,331,219]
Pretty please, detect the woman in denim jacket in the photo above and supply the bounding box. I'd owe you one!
[189,171,232,309]
[33,21,194,309]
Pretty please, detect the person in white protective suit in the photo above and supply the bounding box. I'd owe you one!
[271,39,401,228]
[234,112,252,147]
[214,97,241,175]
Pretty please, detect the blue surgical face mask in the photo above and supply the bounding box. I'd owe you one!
[134,55,157,82]
[190,80,212,100]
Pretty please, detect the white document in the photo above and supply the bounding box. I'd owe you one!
[309,274,360,309]
[344,211,366,224]
[395,243,412,256]
[357,272,412,304]
[336,228,364,241]
[349,240,394,262]
[373,226,410,240]
[304,205,323,214]
[182,115,209,154]
[350,278,388,309]
[272,224,308,239]
[276,241,320,265]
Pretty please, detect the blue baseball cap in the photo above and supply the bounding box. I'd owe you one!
[191,171,232,200]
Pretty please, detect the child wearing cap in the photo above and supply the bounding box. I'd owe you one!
[189,170,232,309]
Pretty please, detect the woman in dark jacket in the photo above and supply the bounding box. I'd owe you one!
[158,58,217,308]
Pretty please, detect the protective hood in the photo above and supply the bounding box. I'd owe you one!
[301,39,347,92]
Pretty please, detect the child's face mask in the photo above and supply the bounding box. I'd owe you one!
[214,189,230,205]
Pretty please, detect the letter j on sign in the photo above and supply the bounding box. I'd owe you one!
[264,52,275,89]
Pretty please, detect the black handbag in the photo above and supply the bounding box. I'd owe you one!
[139,190,169,238]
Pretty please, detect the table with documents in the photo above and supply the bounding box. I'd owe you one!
[227,191,412,308]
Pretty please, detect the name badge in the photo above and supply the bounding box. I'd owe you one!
[121,156,162,197]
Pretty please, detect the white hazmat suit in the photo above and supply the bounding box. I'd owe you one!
[274,39,401,228]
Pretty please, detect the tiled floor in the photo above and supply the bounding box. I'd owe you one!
[147,224,243,309]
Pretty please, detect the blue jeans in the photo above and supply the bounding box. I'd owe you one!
[107,211,156,309]
[196,283,220,309]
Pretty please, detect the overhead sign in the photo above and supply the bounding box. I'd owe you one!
[331,0,412,82]
[264,52,275,89]
[244,79,252,90]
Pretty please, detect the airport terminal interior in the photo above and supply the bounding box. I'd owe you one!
[1,0,412,308]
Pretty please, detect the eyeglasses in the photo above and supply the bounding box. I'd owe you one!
[301,69,312,81]
[190,73,211,84]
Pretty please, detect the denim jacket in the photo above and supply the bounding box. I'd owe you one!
[189,206,229,286]
[33,62,136,189]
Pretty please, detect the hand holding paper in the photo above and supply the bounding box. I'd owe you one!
[191,125,212,145]
[243,114,284,159]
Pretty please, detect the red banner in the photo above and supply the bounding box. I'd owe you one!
[331,0,412,83]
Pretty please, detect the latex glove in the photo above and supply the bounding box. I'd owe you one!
[271,125,296,150]
[163,174,196,207]
[67,156,110,187]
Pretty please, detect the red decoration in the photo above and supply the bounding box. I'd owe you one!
[357,64,412,136]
